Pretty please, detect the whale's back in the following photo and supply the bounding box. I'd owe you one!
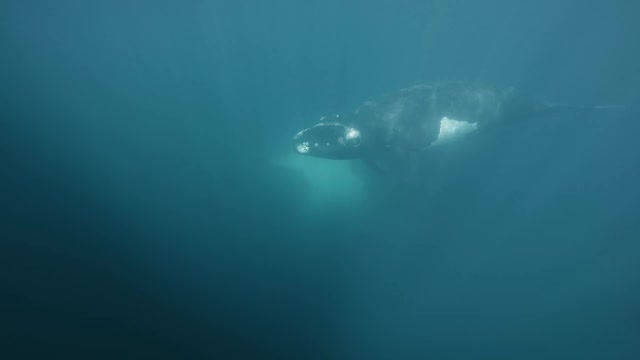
[351,82,528,154]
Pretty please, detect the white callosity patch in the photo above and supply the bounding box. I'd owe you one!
[346,127,360,141]
[338,127,361,146]
[296,141,310,154]
[430,116,478,147]
[344,127,362,147]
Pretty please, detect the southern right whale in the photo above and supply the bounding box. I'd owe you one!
[292,82,620,173]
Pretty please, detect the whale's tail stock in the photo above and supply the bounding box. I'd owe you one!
[535,101,625,115]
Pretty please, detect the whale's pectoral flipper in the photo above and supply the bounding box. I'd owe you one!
[429,117,478,147]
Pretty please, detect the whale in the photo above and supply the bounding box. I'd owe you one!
[292,82,618,173]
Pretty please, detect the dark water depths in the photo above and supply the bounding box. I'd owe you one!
[2,1,639,359]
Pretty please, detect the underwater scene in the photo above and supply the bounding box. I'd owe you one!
[2,0,640,359]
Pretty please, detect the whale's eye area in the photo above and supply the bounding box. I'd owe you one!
[345,127,361,147]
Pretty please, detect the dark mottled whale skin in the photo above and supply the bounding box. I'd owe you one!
[348,82,529,156]
[292,81,606,172]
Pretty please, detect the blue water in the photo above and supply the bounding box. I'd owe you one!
[2,1,639,359]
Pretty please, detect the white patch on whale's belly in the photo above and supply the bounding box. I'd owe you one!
[429,117,478,147]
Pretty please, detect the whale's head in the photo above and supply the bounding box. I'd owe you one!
[293,119,363,160]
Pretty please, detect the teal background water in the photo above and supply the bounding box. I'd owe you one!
[2,1,639,359]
